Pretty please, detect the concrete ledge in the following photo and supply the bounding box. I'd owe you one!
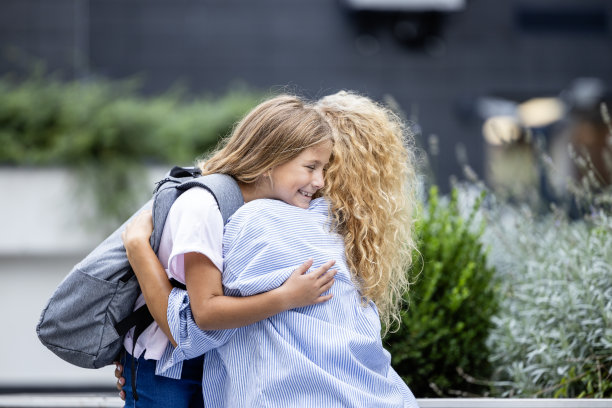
[0,396,611,408]
[418,399,612,407]
[0,393,122,407]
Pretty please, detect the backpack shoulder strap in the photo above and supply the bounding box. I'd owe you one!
[150,172,243,254]
[176,173,244,224]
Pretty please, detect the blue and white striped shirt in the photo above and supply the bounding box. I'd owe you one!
[158,197,419,407]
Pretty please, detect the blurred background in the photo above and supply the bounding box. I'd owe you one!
[1,0,611,398]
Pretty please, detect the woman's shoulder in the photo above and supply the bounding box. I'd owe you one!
[229,199,311,232]
[238,198,297,215]
[237,197,329,216]
[309,197,330,212]
[238,197,329,218]
[230,199,295,227]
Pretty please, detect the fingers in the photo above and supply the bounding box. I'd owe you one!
[139,209,153,223]
[116,376,125,391]
[123,209,154,247]
[315,266,336,303]
[292,258,314,276]
[318,268,337,284]
[296,259,337,284]
[315,293,333,303]
[319,276,335,293]
[113,362,126,399]
[114,362,124,389]
[114,362,123,379]
[114,362,124,393]
[135,209,152,220]
[136,210,153,232]
[126,210,153,232]
[312,260,336,278]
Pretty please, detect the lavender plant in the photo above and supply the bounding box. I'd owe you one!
[482,202,612,397]
[476,106,612,397]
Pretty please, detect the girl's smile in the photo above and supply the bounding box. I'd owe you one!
[267,141,332,209]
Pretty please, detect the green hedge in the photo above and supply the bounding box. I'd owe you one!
[385,186,498,397]
[0,74,262,224]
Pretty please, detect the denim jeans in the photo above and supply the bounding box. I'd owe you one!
[122,351,204,408]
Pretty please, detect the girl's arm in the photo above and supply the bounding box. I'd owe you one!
[122,212,176,344]
[184,253,335,331]
[122,210,336,345]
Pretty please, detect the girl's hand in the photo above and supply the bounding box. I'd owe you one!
[280,259,337,309]
[121,209,154,256]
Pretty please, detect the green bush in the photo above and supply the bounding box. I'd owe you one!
[0,74,262,224]
[384,186,499,397]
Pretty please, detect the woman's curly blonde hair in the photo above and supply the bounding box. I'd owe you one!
[316,91,418,332]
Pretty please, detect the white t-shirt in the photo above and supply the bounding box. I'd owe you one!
[123,187,224,360]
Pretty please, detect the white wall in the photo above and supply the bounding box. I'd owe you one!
[0,167,166,389]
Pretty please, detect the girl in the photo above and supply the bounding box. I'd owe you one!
[119,94,339,407]
[119,91,420,406]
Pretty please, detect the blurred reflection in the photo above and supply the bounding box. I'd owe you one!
[478,77,612,214]
[340,0,465,52]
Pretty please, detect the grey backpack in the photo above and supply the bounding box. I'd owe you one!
[36,167,243,369]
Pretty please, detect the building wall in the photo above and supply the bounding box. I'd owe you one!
[2,0,611,186]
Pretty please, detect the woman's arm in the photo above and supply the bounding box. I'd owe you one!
[122,210,336,340]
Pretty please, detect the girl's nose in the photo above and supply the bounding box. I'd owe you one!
[312,169,325,189]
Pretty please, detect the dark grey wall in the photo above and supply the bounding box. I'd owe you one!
[2,0,611,188]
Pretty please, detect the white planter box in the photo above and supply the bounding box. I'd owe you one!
[0,166,168,256]
[0,396,611,408]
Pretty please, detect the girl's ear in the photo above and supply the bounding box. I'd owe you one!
[263,168,275,188]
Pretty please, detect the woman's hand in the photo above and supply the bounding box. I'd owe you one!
[122,209,154,259]
[279,259,337,309]
[114,361,126,401]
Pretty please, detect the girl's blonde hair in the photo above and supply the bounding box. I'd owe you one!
[199,94,332,182]
[315,91,417,332]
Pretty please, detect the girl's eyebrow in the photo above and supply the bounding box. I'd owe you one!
[308,159,329,166]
